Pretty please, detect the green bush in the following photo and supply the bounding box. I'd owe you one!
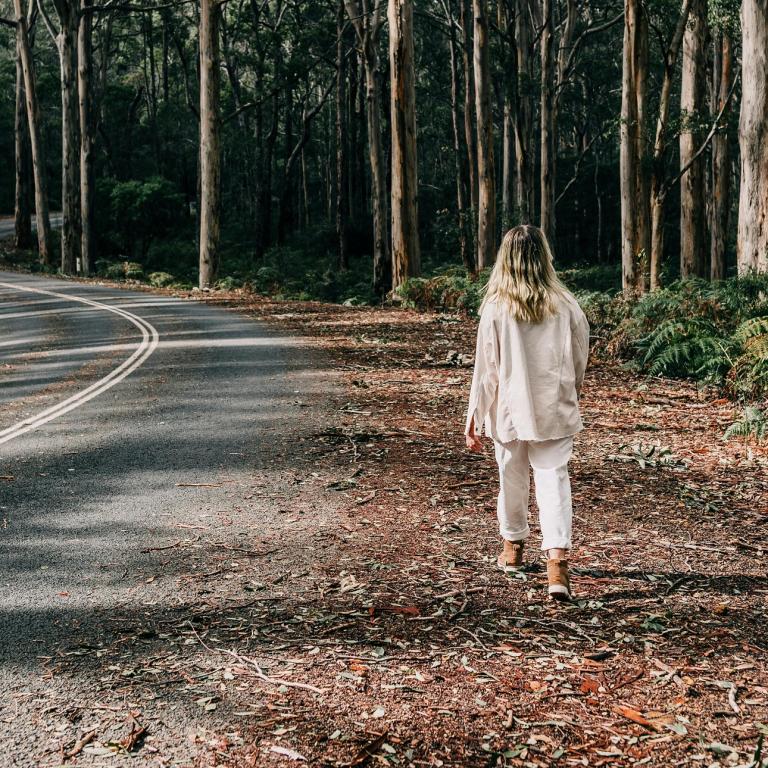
[148,271,176,287]
[395,269,488,314]
[725,406,767,443]
[95,176,187,262]
[625,276,768,398]
[98,260,144,280]
[214,275,242,290]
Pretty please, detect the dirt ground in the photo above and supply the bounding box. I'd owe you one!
[5,278,768,767]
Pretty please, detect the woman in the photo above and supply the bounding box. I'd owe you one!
[464,225,589,601]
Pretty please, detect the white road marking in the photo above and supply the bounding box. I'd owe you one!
[0,281,160,445]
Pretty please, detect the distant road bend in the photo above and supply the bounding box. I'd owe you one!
[0,271,324,663]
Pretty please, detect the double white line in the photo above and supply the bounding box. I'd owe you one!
[0,281,160,446]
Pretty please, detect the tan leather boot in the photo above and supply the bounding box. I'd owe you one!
[497,539,525,572]
[546,558,572,601]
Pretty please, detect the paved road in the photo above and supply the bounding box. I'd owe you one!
[0,272,330,668]
[0,213,63,239]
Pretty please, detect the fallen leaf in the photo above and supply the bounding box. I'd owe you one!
[269,745,307,761]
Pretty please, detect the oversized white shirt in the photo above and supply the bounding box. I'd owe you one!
[464,291,590,442]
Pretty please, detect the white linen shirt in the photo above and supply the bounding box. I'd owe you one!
[464,292,590,442]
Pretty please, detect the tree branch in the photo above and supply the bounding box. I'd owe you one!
[35,0,58,42]
[661,66,741,198]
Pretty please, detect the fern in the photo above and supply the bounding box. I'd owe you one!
[724,406,767,443]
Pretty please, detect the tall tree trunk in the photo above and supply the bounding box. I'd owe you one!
[460,0,478,225]
[499,0,517,231]
[710,30,732,280]
[56,2,81,274]
[336,2,349,270]
[15,0,52,265]
[648,0,691,289]
[345,0,390,294]
[198,0,221,289]
[388,0,421,288]
[472,0,496,268]
[446,1,474,272]
[737,0,768,274]
[539,0,555,243]
[14,49,33,250]
[515,0,535,222]
[78,0,94,275]
[620,0,650,293]
[679,0,708,278]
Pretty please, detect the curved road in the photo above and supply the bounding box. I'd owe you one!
[0,271,332,669]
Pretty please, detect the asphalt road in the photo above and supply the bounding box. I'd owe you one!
[0,213,63,239]
[0,271,330,669]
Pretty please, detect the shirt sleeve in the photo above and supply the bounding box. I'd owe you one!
[571,306,590,395]
[464,306,500,435]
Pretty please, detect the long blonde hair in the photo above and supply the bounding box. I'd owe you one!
[481,225,566,323]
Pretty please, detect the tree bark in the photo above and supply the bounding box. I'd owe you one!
[53,0,81,274]
[460,0,478,225]
[679,0,709,279]
[15,0,52,265]
[648,0,691,289]
[620,0,650,293]
[388,0,421,288]
[499,0,516,231]
[710,30,732,280]
[446,0,474,272]
[737,0,768,274]
[539,0,555,243]
[472,0,496,268]
[199,0,222,289]
[515,0,535,223]
[336,2,349,270]
[14,47,33,250]
[345,0,390,295]
[78,0,94,275]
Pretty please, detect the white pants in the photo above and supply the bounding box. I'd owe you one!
[493,436,573,551]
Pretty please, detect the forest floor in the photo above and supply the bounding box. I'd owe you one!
[3,265,768,767]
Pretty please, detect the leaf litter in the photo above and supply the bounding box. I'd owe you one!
[12,287,768,767]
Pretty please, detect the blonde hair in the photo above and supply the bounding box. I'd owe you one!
[481,224,566,323]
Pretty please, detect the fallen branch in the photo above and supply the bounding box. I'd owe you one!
[187,623,325,695]
[63,729,98,759]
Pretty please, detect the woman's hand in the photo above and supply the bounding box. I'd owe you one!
[465,419,484,453]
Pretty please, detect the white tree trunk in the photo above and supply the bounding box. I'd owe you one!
[57,4,81,275]
[710,30,732,280]
[679,0,708,278]
[14,0,53,265]
[78,0,94,275]
[737,0,768,273]
[620,0,650,293]
[388,0,421,288]
[473,0,496,268]
[199,0,222,289]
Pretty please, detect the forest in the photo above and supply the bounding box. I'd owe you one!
[2,0,766,297]
[3,0,768,764]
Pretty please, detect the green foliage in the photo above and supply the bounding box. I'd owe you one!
[560,264,622,294]
[394,269,489,314]
[98,260,144,280]
[724,406,767,443]
[625,277,768,398]
[95,176,188,262]
[148,271,176,288]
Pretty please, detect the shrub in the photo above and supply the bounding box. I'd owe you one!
[98,260,144,280]
[625,276,768,398]
[148,271,176,287]
[95,176,187,262]
[724,406,767,443]
[395,270,488,314]
[214,276,242,291]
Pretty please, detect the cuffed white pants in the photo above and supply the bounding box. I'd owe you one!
[493,435,574,551]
